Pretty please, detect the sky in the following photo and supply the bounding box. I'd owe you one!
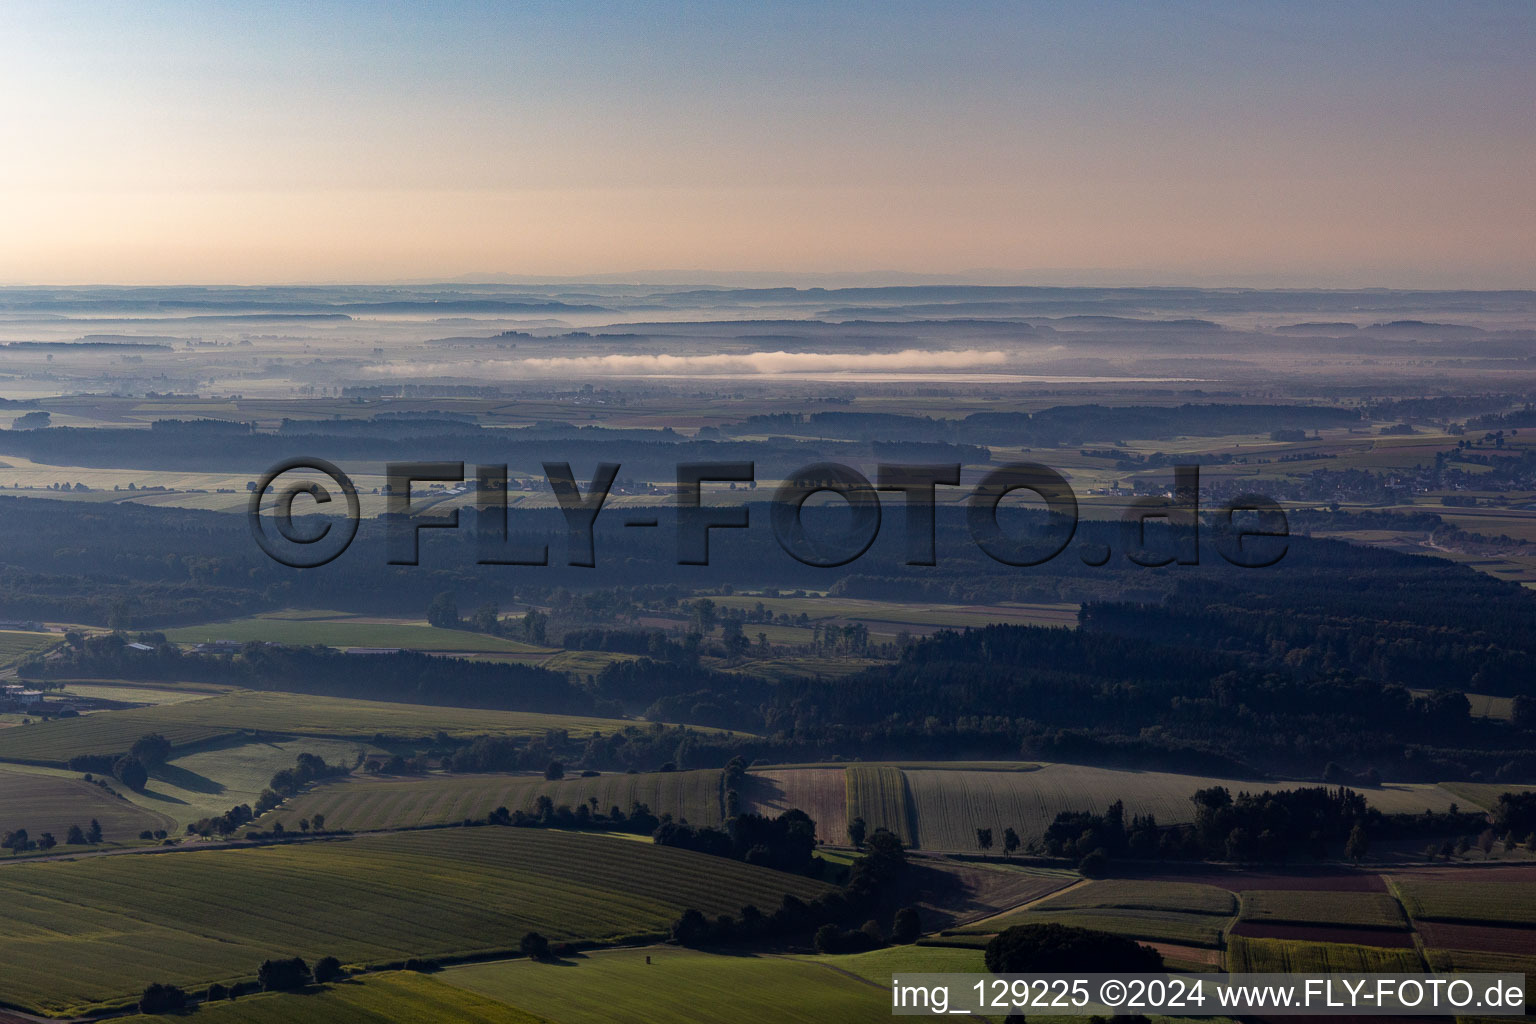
[2,1,1533,287]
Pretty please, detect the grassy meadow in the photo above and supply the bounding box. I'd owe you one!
[0,690,684,765]
[116,972,542,1024]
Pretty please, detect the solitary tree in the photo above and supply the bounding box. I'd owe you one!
[976,827,994,852]
[426,592,460,628]
[114,755,149,792]
[130,733,173,767]
[86,819,103,844]
[848,816,868,849]
[1003,827,1021,857]
[137,983,187,1014]
[313,956,343,984]
[892,906,922,944]
[1345,824,1370,863]
[520,931,552,960]
[258,957,311,991]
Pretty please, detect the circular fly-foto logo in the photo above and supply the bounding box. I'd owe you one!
[247,457,361,568]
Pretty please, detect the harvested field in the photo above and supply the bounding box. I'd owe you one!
[1415,921,1536,956]
[745,768,847,844]
[1147,942,1222,967]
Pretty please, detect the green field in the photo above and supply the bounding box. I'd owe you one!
[446,946,906,1024]
[1239,891,1405,929]
[959,908,1230,949]
[0,628,59,667]
[1392,878,1536,926]
[119,976,540,1024]
[0,828,832,1015]
[845,765,915,845]
[264,769,726,833]
[1437,780,1536,810]
[1225,935,1422,972]
[0,690,691,766]
[163,613,548,654]
[0,763,174,839]
[1025,879,1237,917]
[117,972,541,1024]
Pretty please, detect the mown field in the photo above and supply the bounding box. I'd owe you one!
[264,769,725,833]
[1225,935,1422,972]
[0,763,173,839]
[57,681,234,706]
[164,613,547,654]
[0,690,680,765]
[0,828,832,1016]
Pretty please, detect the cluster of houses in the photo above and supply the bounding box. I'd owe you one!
[1,684,45,710]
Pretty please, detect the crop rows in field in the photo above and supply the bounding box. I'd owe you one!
[0,629,59,667]
[0,828,831,1016]
[0,764,173,838]
[1391,877,1536,926]
[0,690,673,765]
[845,765,915,845]
[1224,936,1422,973]
[266,769,725,832]
[1238,890,1405,930]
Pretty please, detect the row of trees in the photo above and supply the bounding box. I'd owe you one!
[137,956,345,1015]
[3,819,102,854]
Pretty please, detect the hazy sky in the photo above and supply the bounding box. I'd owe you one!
[2,1,1533,287]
